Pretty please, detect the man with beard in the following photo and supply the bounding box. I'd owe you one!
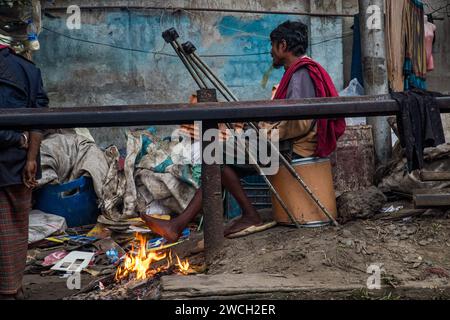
[260,20,345,160]
[141,20,345,242]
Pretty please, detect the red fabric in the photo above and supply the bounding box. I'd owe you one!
[0,45,14,54]
[274,56,346,158]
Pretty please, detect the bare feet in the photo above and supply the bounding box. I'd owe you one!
[224,214,263,237]
[140,214,183,243]
[191,239,205,254]
[142,212,263,242]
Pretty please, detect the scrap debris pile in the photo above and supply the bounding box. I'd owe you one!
[25,106,450,299]
[27,221,198,297]
[26,128,203,297]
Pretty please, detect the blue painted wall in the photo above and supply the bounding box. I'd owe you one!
[34,9,342,147]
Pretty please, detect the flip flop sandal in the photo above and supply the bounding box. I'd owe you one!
[226,221,277,239]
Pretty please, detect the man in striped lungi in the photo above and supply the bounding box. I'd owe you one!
[0,14,48,299]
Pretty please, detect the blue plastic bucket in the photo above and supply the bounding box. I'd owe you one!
[34,176,100,228]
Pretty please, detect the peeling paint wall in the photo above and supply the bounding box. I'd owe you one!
[310,0,344,90]
[427,0,450,141]
[34,0,348,147]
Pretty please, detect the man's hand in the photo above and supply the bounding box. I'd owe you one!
[22,160,38,189]
[23,131,43,189]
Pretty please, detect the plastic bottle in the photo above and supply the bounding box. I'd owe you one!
[26,20,40,51]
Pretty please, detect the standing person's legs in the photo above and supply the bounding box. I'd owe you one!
[0,185,31,299]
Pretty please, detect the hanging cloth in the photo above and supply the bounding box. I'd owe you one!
[386,0,407,92]
[403,0,427,90]
[424,16,436,72]
[350,14,364,87]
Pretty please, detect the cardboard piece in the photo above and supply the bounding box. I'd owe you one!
[51,251,95,273]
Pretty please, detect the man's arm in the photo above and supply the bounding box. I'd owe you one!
[260,69,317,140]
[22,131,42,188]
[22,68,49,188]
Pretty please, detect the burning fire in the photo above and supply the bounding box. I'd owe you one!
[115,233,193,282]
[176,255,190,274]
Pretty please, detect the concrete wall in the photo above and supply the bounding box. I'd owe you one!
[342,0,357,86]
[34,0,348,148]
[426,0,450,141]
[34,0,450,147]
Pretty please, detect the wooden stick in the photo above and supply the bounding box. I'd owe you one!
[420,171,450,182]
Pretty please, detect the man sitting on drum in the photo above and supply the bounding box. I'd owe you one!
[260,20,346,160]
[141,20,345,242]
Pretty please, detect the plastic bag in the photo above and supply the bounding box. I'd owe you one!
[28,210,67,244]
[339,78,366,126]
[339,78,365,97]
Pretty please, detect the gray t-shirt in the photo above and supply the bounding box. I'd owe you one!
[286,68,316,99]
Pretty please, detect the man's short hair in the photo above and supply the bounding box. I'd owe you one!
[270,20,309,56]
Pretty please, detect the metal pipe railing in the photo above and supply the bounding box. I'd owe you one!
[1,96,449,130]
[43,5,356,17]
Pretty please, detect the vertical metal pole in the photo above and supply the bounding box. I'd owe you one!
[359,0,392,165]
[198,88,224,266]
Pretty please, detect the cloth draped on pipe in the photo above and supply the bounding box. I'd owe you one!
[391,89,445,172]
[272,56,346,158]
[0,185,31,294]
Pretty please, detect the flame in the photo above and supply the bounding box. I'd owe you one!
[115,234,194,282]
[175,254,190,274]
[115,233,167,281]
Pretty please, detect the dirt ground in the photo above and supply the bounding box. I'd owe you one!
[23,273,96,300]
[23,208,450,300]
[208,216,450,290]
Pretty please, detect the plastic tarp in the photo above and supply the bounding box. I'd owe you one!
[28,210,67,244]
